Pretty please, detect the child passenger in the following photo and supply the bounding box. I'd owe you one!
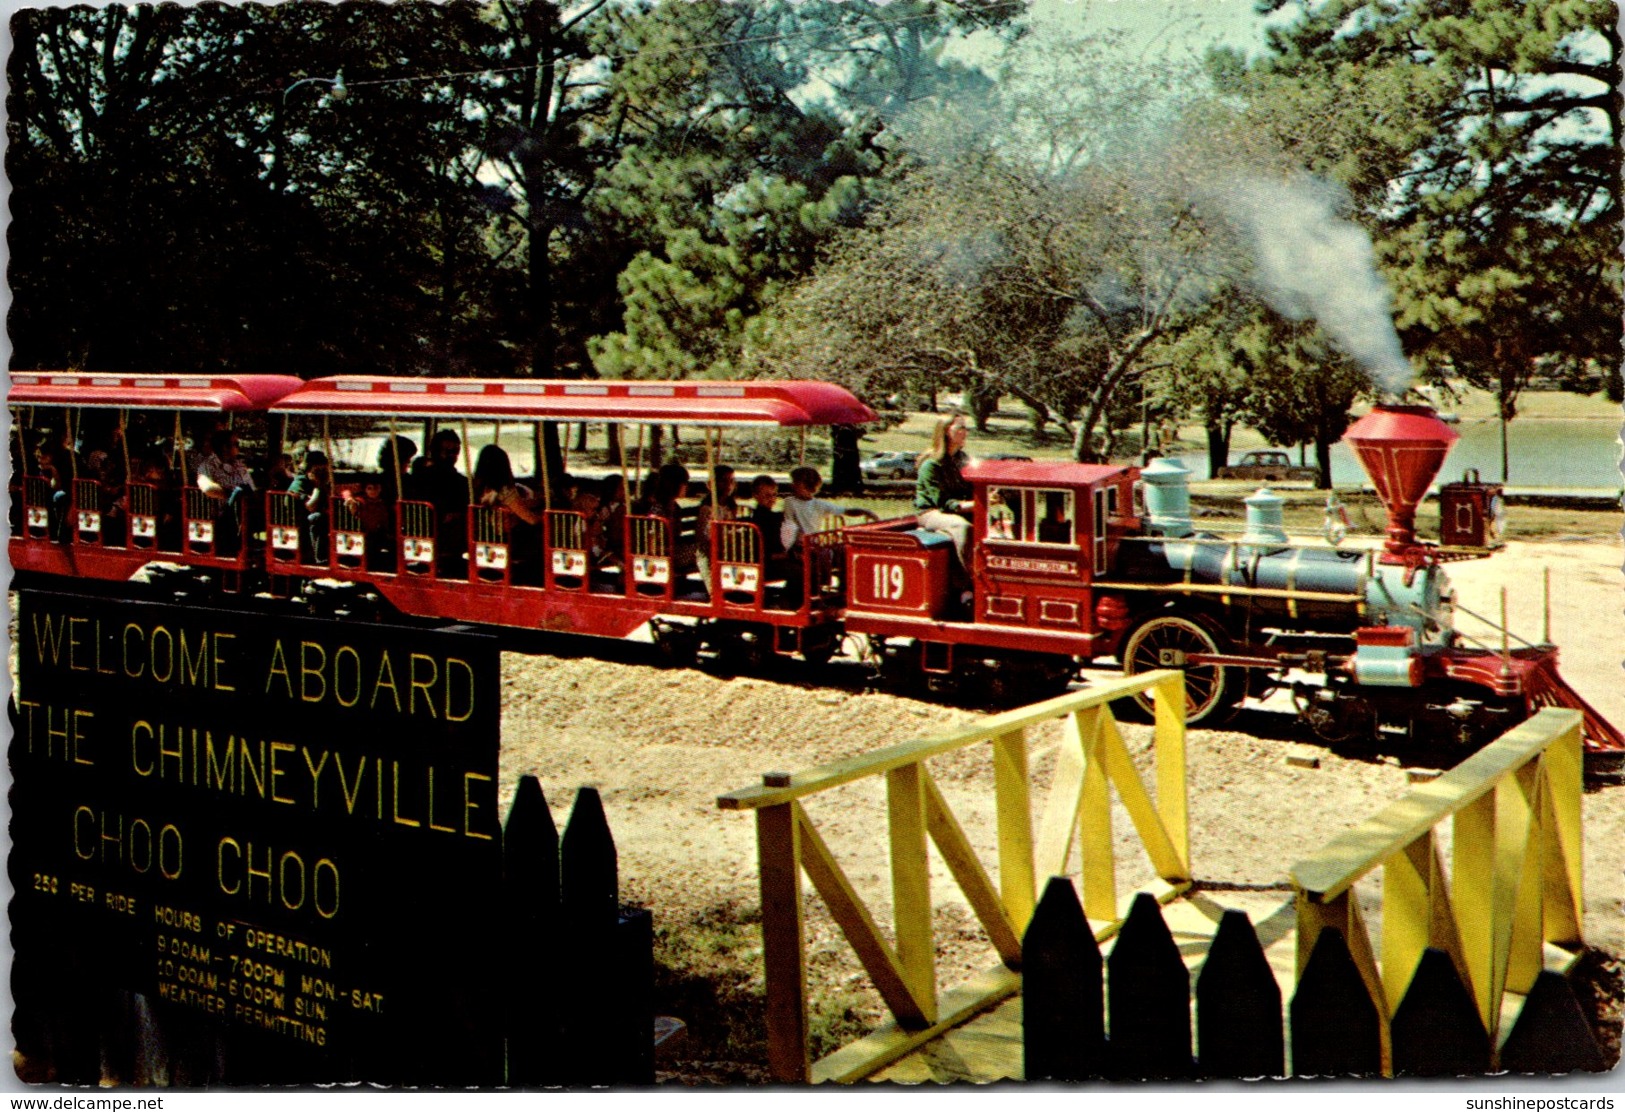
[345,475,394,570]
[778,466,878,553]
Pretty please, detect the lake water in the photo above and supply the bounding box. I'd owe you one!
[1188,417,1624,493]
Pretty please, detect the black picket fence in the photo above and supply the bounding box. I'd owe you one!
[504,778,655,1088]
[1022,879,1605,1081]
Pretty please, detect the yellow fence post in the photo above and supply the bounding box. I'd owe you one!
[1076,708,1116,922]
[1541,721,1583,946]
[992,727,1036,937]
[1151,672,1189,876]
[887,764,937,1025]
[1454,789,1496,1034]
[757,792,810,1084]
[1291,708,1586,1077]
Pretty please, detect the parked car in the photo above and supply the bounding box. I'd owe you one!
[1216,450,1320,483]
[860,451,920,480]
[982,453,1033,462]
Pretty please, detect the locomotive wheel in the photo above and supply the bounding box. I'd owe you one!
[720,624,775,673]
[1120,613,1243,724]
[650,621,700,669]
[800,630,839,667]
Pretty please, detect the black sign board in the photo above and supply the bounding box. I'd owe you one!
[8,590,504,1085]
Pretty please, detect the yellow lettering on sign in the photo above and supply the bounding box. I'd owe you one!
[444,657,475,722]
[212,632,237,692]
[265,640,293,698]
[299,642,327,704]
[464,771,494,841]
[32,613,69,667]
[18,700,95,765]
[269,741,296,805]
[408,654,438,718]
[371,651,400,713]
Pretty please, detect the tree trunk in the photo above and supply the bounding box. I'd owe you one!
[1025,397,1051,440]
[1205,421,1231,479]
[574,422,589,452]
[1073,333,1159,464]
[970,388,998,432]
[829,424,863,493]
[648,424,664,472]
[1314,434,1333,490]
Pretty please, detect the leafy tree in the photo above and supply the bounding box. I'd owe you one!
[585,0,1021,385]
[1213,0,1623,478]
[1149,296,1260,479]
[752,30,1235,465]
[1235,313,1367,488]
[7,3,505,375]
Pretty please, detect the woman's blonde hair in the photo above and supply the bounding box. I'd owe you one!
[927,414,967,462]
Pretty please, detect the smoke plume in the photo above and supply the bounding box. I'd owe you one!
[1209,174,1414,396]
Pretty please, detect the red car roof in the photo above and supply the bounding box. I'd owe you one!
[270,377,877,427]
[8,372,306,411]
[963,459,1131,486]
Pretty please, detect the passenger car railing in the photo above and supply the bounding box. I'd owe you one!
[712,519,765,607]
[181,487,246,566]
[265,490,313,572]
[71,478,104,545]
[397,500,437,577]
[22,476,53,539]
[627,514,675,599]
[330,497,367,571]
[127,481,161,550]
[469,504,511,585]
[545,510,590,591]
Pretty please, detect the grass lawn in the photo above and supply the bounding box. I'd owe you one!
[856,384,1621,468]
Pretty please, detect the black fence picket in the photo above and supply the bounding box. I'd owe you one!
[504,782,655,1088]
[1106,892,1193,1081]
[1498,970,1607,1074]
[1011,883,1600,1083]
[1195,909,1284,1079]
[1289,928,1382,1077]
[504,775,563,1086]
[1021,877,1105,1082]
[1390,948,1491,1077]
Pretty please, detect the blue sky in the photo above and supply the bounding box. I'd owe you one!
[1029,0,1274,59]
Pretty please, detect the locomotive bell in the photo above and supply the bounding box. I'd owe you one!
[1342,405,1458,563]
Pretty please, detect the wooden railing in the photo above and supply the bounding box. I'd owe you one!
[718,670,1190,1083]
[1289,707,1584,1074]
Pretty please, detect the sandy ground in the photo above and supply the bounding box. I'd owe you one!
[494,536,1625,1070]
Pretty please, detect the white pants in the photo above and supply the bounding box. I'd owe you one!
[917,509,971,567]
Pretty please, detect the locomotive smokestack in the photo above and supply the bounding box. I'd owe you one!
[1342,405,1458,562]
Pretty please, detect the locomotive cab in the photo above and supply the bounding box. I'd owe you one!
[970,461,1138,636]
[843,460,1140,630]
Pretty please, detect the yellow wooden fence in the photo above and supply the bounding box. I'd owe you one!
[1289,706,1584,1074]
[717,669,1190,1083]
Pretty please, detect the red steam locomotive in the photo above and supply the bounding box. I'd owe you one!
[8,372,1621,762]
